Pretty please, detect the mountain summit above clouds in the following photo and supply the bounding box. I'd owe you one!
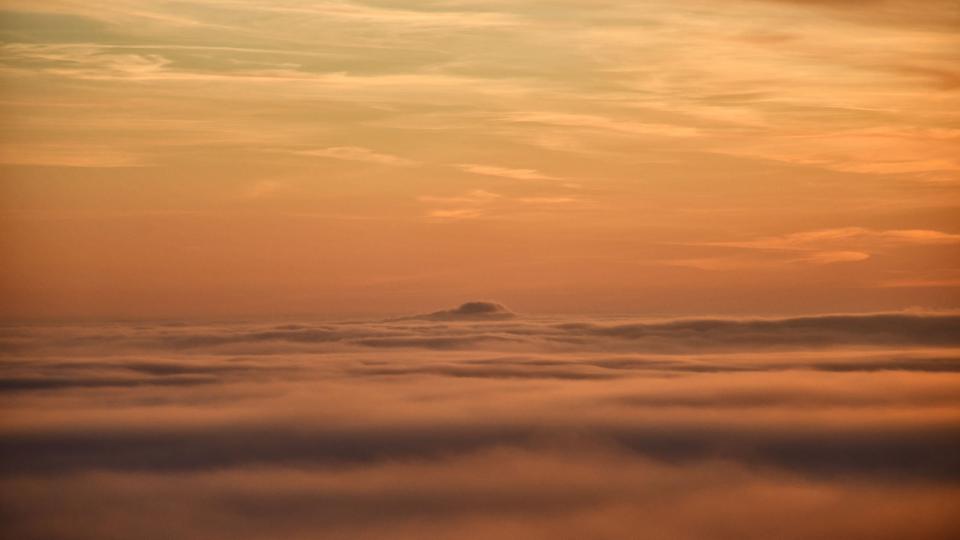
[406,302,516,321]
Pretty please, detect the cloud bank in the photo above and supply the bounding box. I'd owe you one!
[1,309,959,539]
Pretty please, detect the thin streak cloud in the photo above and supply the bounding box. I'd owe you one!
[293,146,418,166]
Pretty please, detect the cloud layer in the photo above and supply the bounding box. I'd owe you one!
[1,310,959,538]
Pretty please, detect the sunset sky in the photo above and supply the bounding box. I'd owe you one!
[2,0,959,318]
[3,4,960,539]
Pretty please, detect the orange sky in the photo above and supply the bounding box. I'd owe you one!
[1,0,958,319]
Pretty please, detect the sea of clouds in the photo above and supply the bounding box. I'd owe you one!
[1,304,958,539]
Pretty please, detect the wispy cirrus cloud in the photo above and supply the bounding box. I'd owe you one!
[0,144,151,168]
[504,111,702,138]
[426,208,485,220]
[420,189,585,221]
[664,250,871,271]
[291,146,418,166]
[1,0,958,317]
[213,0,522,28]
[456,164,563,182]
[419,190,502,204]
[879,278,960,289]
[706,227,960,251]
[663,227,960,271]
[0,0,516,30]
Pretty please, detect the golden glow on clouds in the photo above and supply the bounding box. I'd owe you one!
[1,0,958,317]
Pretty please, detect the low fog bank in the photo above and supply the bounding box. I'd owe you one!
[1,310,958,538]
[3,310,959,355]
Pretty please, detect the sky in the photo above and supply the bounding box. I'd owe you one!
[1,0,959,319]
